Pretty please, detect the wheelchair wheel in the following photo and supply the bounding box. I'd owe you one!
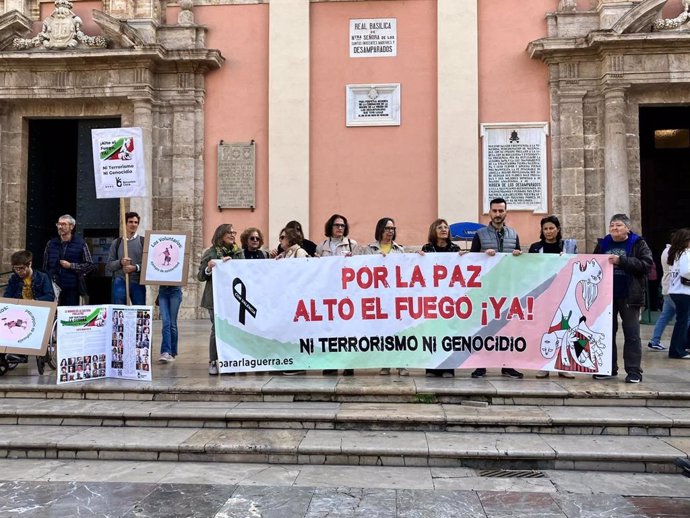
[45,320,58,370]
[0,356,8,376]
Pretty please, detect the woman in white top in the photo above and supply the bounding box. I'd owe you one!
[355,217,406,376]
[315,214,357,257]
[667,228,690,359]
[317,214,357,376]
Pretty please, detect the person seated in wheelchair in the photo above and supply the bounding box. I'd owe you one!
[2,250,55,364]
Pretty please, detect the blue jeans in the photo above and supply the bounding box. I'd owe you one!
[112,277,146,305]
[669,294,690,358]
[651,295,676,345]
[159,286,183,356]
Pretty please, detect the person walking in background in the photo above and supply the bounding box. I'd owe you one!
[158,284,183,363]
[106,211,146,305]
[470,198,524,380]
[356,217,407,376]
[422,218,460,378]
[593,214,653,383]
[317,214,357,376]
[529,215,576,379]
[43,214,95,306]
[198,224,241,375]
[666,228,690,360]
[648,240,674,351]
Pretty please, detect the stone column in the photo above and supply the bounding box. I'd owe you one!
[268,0,310,242]
[129,98,154,235]
[555,90,587,249]
[437,0,478,223]
[603,86,630,220]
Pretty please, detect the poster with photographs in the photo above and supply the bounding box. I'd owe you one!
[57,305,153,384]
[0,298,56,356]
[141,231,191,286]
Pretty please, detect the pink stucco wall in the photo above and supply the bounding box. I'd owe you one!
[478,0,552,246]
[189,4,270,246]
[309,0,437,247]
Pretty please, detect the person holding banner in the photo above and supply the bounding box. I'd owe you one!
[593,214,652,383]
[421,219,460,379]
[317,214,357,376]
[106,212,146,305]
[198,224,242,375]
[469,198,524,380]
[4,250,55,302]
[356,217,408,376]
[530,215,576,379]
[43,214,95,306]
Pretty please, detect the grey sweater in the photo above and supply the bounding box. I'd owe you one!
[106,235,144,283]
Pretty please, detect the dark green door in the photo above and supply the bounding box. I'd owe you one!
[27,118,121,303]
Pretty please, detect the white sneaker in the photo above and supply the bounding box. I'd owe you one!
[208,362,219,375]
[398,368,409,376]
[379,368,390,375]
[536,370,549,378]
[159,353,174,363]
[558,371,575,379]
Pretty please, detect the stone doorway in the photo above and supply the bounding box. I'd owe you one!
[639,106,690,309]
[27,118,120,304]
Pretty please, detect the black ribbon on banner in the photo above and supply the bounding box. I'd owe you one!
[232,277,257,325]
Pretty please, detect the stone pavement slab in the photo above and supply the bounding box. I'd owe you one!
[294,465,434,490]
[426,431,554,459]
[542,435,685,461]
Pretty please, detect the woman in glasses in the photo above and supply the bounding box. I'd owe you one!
[239,227,269,259]
[271,220,317,258]
[316,214,357,376]
[198,224,242,375]
[356,217,407,375]
[316,214,357,257]
[421,219,460,378]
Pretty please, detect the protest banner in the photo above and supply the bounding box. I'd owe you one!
[140,231,191,286]
[212,253,613,375]
[56,305,153,384]
[0,299,56,356]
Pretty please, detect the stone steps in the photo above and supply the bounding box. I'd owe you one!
[2,377,690,407]
[1,399,689,436]
[0,424,686,474]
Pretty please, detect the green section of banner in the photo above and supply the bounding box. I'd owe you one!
[59,308,102,327]
[100,138,125,160]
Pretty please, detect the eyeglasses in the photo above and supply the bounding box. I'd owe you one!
[12,265,29,272]
[384,226,396,231]
[333,223,346,228]
[225,231,237,236]
[56,222,70,227]
[249,236,260,241]
[279,235,287,240]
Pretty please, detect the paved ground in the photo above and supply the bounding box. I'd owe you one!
[0,319,689,517]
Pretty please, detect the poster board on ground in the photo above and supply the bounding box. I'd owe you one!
[211,253,613,375]
[140,231,191,286]
[0,299,56,356]
[56,305,153,384]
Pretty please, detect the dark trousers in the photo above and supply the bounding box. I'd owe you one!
[669,294,690,358]
[611,298,642,376]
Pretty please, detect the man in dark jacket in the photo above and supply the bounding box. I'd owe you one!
[43,214,95,306]
[593,213,653,383]
[4,250,55,302]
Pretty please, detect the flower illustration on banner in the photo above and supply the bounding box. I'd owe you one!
[153,241,180,273]
[0,309,34,343]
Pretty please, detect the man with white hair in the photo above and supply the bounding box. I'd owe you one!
[43,214,95,306]
[593,213,653,383]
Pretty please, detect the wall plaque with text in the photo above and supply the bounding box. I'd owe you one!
[346,83,401,127]
[349,18,397,58]
[480,123,549,213]
[217,141,256,209]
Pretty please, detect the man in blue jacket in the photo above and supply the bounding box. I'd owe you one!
[43,214,95,306]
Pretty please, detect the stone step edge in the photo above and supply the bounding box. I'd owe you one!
[0,399,689,429]
[0,427,686,474]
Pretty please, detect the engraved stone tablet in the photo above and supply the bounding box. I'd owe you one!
[217,141,256,209]
[346,83,401,127]
[480,123,549,213]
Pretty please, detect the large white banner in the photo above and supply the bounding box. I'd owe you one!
[92,127,148,199]
[212,253,613,375]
